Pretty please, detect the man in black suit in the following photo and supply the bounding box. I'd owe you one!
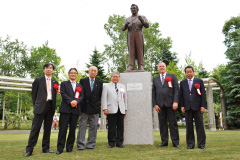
[24,63,58,157]
[179,65,206,149]
[152,61,180,148]
[76,66,103,150]
[56,68,84,154]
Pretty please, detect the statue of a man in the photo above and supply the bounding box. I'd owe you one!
[122,4,149,71]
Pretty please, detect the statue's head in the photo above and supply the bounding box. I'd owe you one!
[130,4,139,14]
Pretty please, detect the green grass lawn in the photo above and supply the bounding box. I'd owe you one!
[0,131,240,160]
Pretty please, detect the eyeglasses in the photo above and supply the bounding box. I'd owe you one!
[69,72,78,75]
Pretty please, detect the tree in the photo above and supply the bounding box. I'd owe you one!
[197,64,209,78]
[221,16,240,128]
[27,41,63,79]
[86,48,109,83]
[103,14,128,73]
[103,14,178,74]
[0,35,28,77]
[210,64,226,104]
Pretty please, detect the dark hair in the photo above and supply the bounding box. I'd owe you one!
[185,65,194,73]
[68,68,78,74]
[43,63,55,70]
[131,4,139,11]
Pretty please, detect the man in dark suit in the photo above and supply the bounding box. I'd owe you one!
[152,61,180,148]
[76,66,103,150]
[179,65,206,149]
[56,68,84,154]
[24,63,58,157]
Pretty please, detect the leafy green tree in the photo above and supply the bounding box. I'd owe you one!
[221,16,240,128]
[86,48,109,83]
[0,35,28,77]
[166,61,183,80]
[210,64,226,104]
[27,41,64,79]
[103,14,128,72]
[197,65,209,78]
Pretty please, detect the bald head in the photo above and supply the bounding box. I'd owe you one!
[88,66,98,79]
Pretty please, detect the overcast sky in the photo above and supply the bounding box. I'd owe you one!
[1,0,239,73]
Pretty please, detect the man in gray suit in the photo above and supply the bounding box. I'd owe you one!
[102,71,127,148]
[77,66,103,150]
[152,62,180,148]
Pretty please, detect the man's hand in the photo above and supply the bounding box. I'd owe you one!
[71,100,78,108]
[138,15,143,21]
[125,110,127,117]
[181,107,185,113]
[125,22,130,27]
[200,107,205,114]
[104,109,108,116]
[154,105,160,113]
[172,102,178,110]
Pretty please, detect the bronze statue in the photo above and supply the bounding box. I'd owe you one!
[122,4,149,71]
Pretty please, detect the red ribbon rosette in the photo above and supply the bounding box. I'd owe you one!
[195,84,201,95]
[166,77,173,88]
[53,84,61,94]
[75,87,82,98]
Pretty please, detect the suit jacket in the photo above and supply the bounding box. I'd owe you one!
[179,78,207,111]
[59,80,84,115]
[32,76,58,114]
[152,73,179,108]
[122,14,149,32]
[101,82,127,114]
[80,77,103,114]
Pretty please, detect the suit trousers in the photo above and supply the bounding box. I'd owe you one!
[107,109,124,147]
[26,101,54,152]
[57,113,79,152]
[185,109,206,147]
[76,113,99,149]
[128,31,144,69]
[158,106,179,146]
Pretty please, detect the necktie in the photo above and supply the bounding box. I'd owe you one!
[91,79,94,91]
[46,77,50,101]
[115,84,118,94]
[161,74,165,85]
[189,79,192,92]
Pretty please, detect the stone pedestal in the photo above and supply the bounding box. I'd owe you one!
[206,82,216,131]
[120,72,154,145]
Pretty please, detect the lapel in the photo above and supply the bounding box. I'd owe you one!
[183,79,190,93]
[111,82,118,95]
[156,75,162,87]
[42,76,47,92]
[85,77,92,93]
[51,78,55,95]
[191,78,196,92]
[67,80,75,95]
[92,79,99,92]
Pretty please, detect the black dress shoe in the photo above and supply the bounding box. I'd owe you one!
[86,147,94,149]
[173,145,180,148]
[198,146,206,149]
[157,143,168,147]
[108,146,114,148]
[78,148,84,151]
[42,150,54,153]
[24,152,32,157]
[187,146,194,149]
[116,145,124,148]
[66,149,75,152]
[56,151,62,155]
